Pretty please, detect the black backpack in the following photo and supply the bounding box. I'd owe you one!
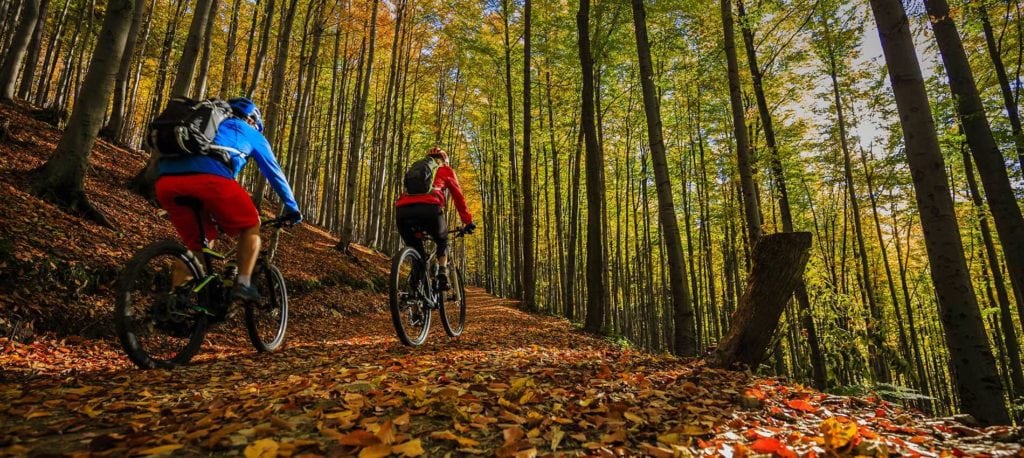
[403,157,441,195]
[146,97,235,164]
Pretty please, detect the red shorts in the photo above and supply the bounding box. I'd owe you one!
[155,174,260,251]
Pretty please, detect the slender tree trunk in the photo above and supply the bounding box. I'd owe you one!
[501,0,522,299]
[170,0,214,97]
[522,0,536,312]
[962,142,1024,397]
[630,0,694,356]
[31,0,134,226]
[578,0,605,334]
[0,0,39,100]
[192,0,218,97]
[926,0,1024,336]
[251,0,300,207]
[338,0,379,249]
[867,0,1009,425]
[15,0,47,100]
[721,0,760,245]
[827,54,889,383]
[102,0,147,141]
[216,0,241,96]
[977,5,1024,172]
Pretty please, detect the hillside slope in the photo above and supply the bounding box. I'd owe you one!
[0,102,388,341]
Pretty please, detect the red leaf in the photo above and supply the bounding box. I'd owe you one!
[751,437,782,453]
[786,399,818,413]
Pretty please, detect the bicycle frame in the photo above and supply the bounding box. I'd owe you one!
[185,210,288,296]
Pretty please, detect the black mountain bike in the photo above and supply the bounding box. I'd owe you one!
[389,227,468,346]
[115,197,294,369]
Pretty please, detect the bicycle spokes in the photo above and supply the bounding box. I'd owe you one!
[116,245,207,368]
[390,248,431,346]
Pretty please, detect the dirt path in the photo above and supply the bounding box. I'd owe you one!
[2,288,1022,457]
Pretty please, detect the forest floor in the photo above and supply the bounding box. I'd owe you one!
[0,102,1023,456]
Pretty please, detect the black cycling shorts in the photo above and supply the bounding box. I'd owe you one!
[395,204,448,257]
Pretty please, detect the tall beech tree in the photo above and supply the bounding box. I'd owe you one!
[32,0,135,225]
[630,0,695,356]
[866,0,1009,425]
[578,0,606,334]
[0,0,39,100]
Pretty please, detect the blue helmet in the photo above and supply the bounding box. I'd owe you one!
[228,97,264,133]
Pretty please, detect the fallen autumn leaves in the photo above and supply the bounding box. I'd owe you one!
[2,289,1022,457]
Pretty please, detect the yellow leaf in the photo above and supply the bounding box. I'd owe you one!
[243,438,279,458]
[136,444,184,456]
[394,412,410,426]
[624,412,644,424]
[550,428,565,451]
[657,433,681,445]
[518,390,535,405]
[430,431,480,448]
[376,420,395,445]
[391,438,425,457]
[820,418,859,450]
[359,444,392,458]
[25,411,51,419]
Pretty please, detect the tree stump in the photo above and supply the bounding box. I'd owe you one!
[0,117,9,143]
[710,232,813,369]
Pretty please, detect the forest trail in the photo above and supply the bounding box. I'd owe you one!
[0,95,1022,457]
[3,286,1023,457]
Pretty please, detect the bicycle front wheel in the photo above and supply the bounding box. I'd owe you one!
[389,247,431,346]
[440,266,466,337]
[115,240,208,369]
[245,261,288,352]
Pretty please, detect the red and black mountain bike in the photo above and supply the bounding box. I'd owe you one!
[389,226,469,346]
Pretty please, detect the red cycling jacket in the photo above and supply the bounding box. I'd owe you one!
[395,165,473,225]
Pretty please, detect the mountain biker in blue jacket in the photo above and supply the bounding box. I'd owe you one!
[155,98,301,305]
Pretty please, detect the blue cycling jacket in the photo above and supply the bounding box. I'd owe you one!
[156,117,299,213]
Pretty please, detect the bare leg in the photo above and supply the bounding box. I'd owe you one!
[237,226,261,279]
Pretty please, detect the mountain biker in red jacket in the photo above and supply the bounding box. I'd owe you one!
[395,147,475,289]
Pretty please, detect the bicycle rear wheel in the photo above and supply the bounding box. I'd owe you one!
[440,266,466,337]
[389,247,431,346]
[115,240,208,369]
[245,261,288,352]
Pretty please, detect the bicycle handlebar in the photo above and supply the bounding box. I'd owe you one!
[448,227,475,237]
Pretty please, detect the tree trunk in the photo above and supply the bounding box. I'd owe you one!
[710,232,812,368]
[977,5,1024,173]
[192,0,218,97]
[337,0,379,250]
[962,143,1024,397]
[31,0,134,226]
[102,0,147,141]
[15,0,47,100]
[246,0,274,96]
[250,0,299,207]
[925,0,1024,337]
[578,0,605,334]
[217,0,241,97]
[721,0,759,245]
[501,0,521,300]
[867,0,1009,425]
[630,0,694,356]
[0,0,39,100]
[521,0,536,312]
[170,0,214,97]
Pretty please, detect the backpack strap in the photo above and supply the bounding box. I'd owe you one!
[207,144,242,164]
